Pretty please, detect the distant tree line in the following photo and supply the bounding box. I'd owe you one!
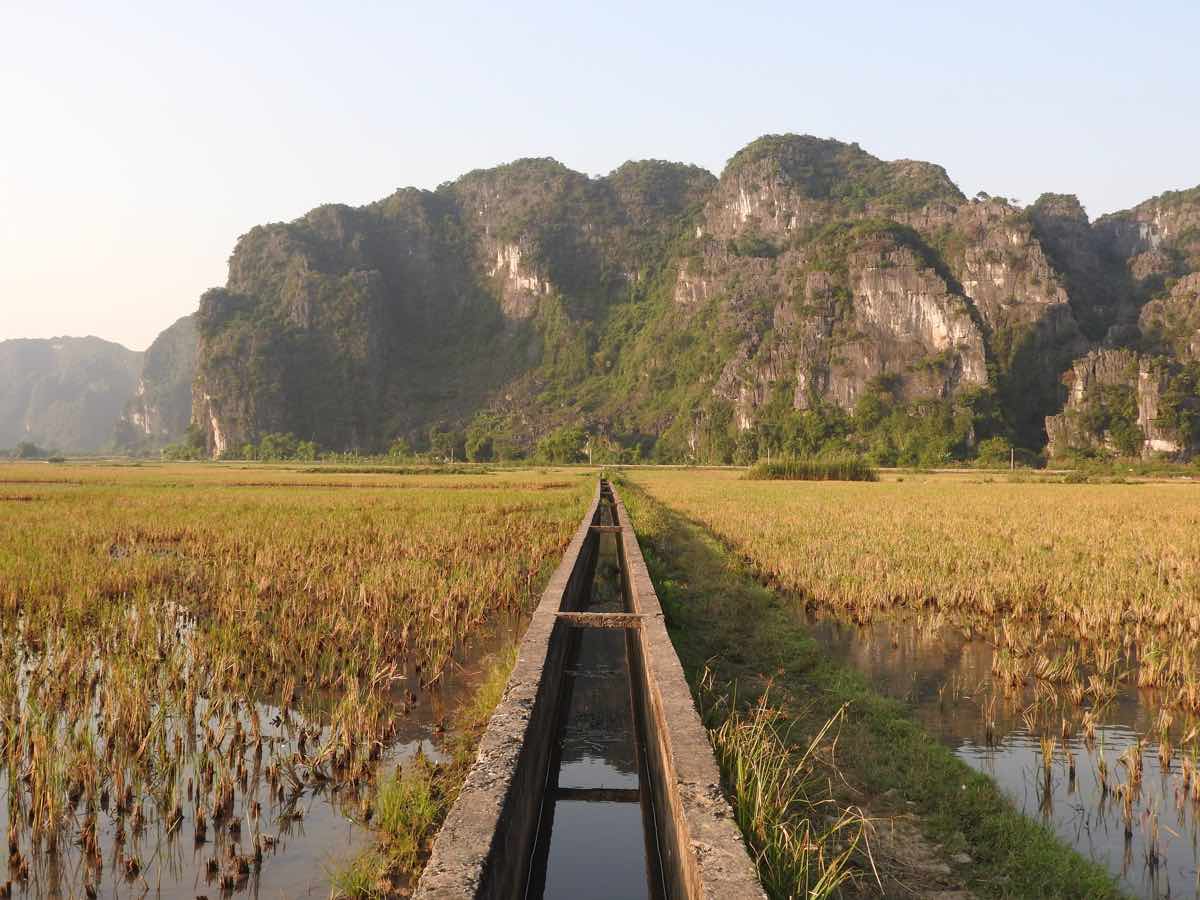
[154,367,1198,468]
[3,441,64,461]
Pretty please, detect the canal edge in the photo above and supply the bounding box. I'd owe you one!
[413,478,764,899]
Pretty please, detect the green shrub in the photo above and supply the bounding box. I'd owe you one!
[535,424,586,463]
[744,455,877,482]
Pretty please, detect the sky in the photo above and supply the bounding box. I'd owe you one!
[2,0,1197,351]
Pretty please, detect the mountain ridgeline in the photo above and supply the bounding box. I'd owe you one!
[0,319,198,455]
[7,135,1198,462]
[187,135,1200,463]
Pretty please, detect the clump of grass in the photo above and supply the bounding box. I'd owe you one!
[744,456,878,482]
[700,674,865,899]
[328,847,389,899]
[460,644,518,732]
[354,642,520,888]
[374,755,444,874]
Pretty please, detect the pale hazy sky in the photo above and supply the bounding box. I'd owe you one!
[2,0,1197,350]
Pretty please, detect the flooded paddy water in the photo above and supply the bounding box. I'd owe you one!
[810,612,1200,899]
[0,612,518,900]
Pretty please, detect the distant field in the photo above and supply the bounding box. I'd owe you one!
[628,468,1200,711]
[0,462,592,895]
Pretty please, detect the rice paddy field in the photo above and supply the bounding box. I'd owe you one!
[628,468,1200,898]
[0,462,592,899]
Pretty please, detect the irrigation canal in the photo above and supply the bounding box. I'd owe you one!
[414,480,764,900]
[524,487,664,898]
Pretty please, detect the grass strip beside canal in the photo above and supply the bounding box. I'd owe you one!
[331,644,520,898]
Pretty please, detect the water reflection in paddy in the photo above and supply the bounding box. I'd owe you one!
[809,613,1200,899]
[0,616,517,900]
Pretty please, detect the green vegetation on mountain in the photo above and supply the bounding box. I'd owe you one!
[725,135,965,213]
[4,136,1195,461]
[138,134,1200,463]
[1154,360,1200,448]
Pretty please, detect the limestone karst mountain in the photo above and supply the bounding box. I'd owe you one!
[0,336,142,452]
[9,135,1196,461]
[189,134,1198,461]
[115,314,199,451]
[1042,187,1200,458]
[1,318,198,456]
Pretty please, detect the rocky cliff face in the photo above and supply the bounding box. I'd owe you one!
[677,138,1085,446]
[442,159,714,324]
[1028,194,1132,341]
[701,135,966,236]
[183,133,1200,461]
[1139,273,1200,361]
[1095,188,1200,278]
[192,190,485,455]
[940,199,1088,442]
[1040,187,1200,458]
[189,160,715,455]
[692,222,989,433]
[117,314,198,449]
[1044,349,1184,456]
[0,337,142,452]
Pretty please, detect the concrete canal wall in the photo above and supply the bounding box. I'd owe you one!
[413,480,763,900]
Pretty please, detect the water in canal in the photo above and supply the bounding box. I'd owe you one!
[525,493,665,900]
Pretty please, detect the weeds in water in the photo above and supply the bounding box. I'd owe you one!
[1040,735,1057,774]
[459,644,518,733]
[373,756,443,874]
[348,639,522,893]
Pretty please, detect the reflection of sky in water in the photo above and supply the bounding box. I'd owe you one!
[559,508,638,789]
[809,613,1200,899]
[529,520,658,900]
[584,516,625,613]
[538,801,652,900]
[555,627,640,788]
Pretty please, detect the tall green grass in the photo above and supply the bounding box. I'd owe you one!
[699,672,866,898]
[328,848,388,899]
[744,456,878,482]
[374,755,444,873]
